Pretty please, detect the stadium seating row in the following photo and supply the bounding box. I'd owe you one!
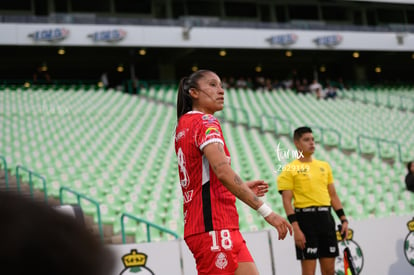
[1,86,413,243]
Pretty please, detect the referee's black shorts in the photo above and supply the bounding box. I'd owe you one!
[294,206,339,260]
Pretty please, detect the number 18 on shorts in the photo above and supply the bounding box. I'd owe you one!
[185,229,254,275]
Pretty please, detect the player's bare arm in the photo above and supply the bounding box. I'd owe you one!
[206,143,261,208]
[204,142,292,239]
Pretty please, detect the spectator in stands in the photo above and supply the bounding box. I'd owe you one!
[277,126,349,275]
[175,69,292,275]
[235,77,248,89]
[33,64,51,84]
[272,79,285,90]
[295,78,310,95]
[265,78,273,91]
[405,161,414,192]
[228,76,236,88]
[254,75,266,90]
[336,77,347,90]
[221,77,230,89]
[309,79,322,94]
[282,78,293,90]
[315,87,324,100]
[246,77,254,89]
[100,72,110,88]
[0,190,115,275]
[324,84,338,100]
[309,79,323,100]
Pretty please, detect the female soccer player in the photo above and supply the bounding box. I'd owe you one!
[175,69,292,275]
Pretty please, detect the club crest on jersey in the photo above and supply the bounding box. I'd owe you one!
[215,252,228,270]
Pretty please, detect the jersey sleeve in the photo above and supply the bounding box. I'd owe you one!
[277,168,294,191]
[195,114,224,151]
[326,162,334,184]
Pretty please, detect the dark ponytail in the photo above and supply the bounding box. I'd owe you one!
[176,69,212,120]
[408,161,413,174]
[177,77,193,120]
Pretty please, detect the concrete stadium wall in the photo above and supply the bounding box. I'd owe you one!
[108,214,414,275]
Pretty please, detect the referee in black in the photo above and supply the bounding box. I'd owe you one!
[277,127,349,275]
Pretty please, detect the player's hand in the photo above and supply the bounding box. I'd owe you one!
[246,180,269,197]
[293,227,306,250]
[264,212,293,240]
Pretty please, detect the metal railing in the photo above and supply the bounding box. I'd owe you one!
[223,106,250,127]
[309,125,342,148]
[120,212,179,243]
[59,186,104,241]
[338,89,414,111]
[356,135,402,162]
[260,114,293,136]
[16,165,48,203]
[0,155,9,189]
[398,96,414,111]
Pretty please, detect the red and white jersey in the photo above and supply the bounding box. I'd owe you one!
[175,111,239,238]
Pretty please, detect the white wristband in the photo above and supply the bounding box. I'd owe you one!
[257,203,273,218]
